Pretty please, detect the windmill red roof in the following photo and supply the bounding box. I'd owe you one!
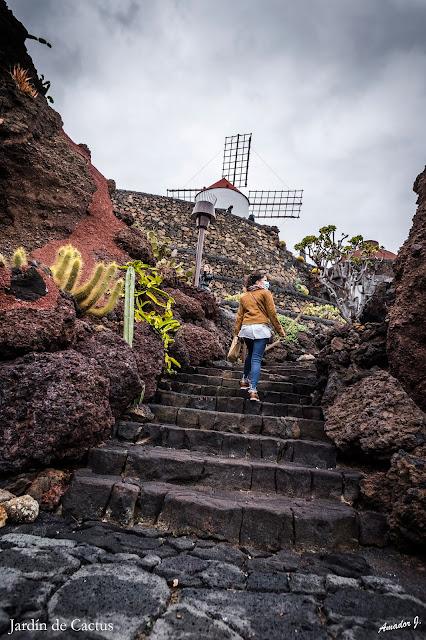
[352,240,397,260]
[205,177,242,193]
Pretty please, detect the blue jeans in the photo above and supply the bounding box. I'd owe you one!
[243,338,269,390]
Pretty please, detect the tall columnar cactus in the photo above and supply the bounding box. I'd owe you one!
[51,245,82,291]
[89,278,124,317]
[12,247,27,268]
[123,266,135,347]
[50,244,123,317]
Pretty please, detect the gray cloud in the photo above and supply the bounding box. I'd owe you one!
[8,0,426,253]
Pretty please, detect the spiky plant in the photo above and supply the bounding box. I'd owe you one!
[12,247,27,268]
[78,262,117,312]
[10,65,38,98]
[50,244,123,317]
[51,244,82,291]
[89,278,124,317]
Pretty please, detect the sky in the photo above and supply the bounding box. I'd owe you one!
[9,0,426,254]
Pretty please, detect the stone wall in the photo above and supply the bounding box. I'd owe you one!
[112,189,333,314]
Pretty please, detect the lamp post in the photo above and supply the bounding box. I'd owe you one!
[191,191,217,288]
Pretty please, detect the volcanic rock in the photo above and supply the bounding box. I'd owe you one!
[3,494,39,523]
[388,166,426,410]
[0,2,96,254]
[27,468,72,512]
[324,369,425,460]
[0,292,76,360]
[132,322,165,400]
[0,350,113,474]
[165,288,205,322]
[72,320,143,417]
[115,226,154,263]
[170,323,225,367]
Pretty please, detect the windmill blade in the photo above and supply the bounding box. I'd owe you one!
[222,133,252,188]
[166,188,203,202]
[249,189,303,219]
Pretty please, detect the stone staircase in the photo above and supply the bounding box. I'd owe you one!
[62,361,388,551]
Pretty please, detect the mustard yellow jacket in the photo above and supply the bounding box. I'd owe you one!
[234,289,285,337]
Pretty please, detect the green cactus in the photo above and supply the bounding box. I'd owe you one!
[12,247,27,268]
[123,266,135,346]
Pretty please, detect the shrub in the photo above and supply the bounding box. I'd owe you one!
[294,279,309,296]
[277,314,307,345]
[224,293,242,303]
[301,302,344,322]
[120,261,181,374]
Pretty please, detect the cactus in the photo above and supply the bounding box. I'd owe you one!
[72,263,104,303]
[12,247,27,268]
[78,262,117,311]
[123,266,135,347]
[0,254,8,268]
[89,278,124,317]
[51,244,82,291]
[50,244,122,317]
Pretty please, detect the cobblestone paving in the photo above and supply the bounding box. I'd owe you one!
[1,513,425,639]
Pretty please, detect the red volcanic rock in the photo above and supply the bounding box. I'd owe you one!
[0,350,114,474]
[27,468,72,511]
[0,4,96,255]
[162,278,219,320]
[324,369,425,461]
[387,166,426,410]
[115,227,154,264]
[132,322,165,400]
[72,320,143,417]
[361,450,426,548]
[170,323,225,367]
[165,288,205,322]
[0,292,76,360]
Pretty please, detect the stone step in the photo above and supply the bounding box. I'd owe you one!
[189,365,317,380]
[155,389,323,420]
[173,373,316,395]
[62,472,374,550]
[159,380,312,405]
[149,404,328,442]
[114,421,337,468]
[87,444,358,504]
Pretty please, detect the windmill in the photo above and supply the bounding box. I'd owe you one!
[167,133,303,220]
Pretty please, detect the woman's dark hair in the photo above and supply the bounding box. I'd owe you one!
[246,272,264,288]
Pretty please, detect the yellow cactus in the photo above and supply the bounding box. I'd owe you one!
[89,279,124,317]
[0,253,8,268]
[50,244,122,317]
[12,247,27,268]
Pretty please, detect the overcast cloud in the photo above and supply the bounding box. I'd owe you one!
[8,0,426,253]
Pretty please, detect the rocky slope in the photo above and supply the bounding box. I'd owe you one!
[387,165,426,411]
[0,1,224,482]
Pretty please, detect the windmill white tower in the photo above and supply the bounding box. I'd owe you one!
[167,133,303,221]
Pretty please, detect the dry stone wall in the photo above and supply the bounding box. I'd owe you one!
[112,189,331,314]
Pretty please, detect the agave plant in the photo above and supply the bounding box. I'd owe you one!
[10,65,38,98]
